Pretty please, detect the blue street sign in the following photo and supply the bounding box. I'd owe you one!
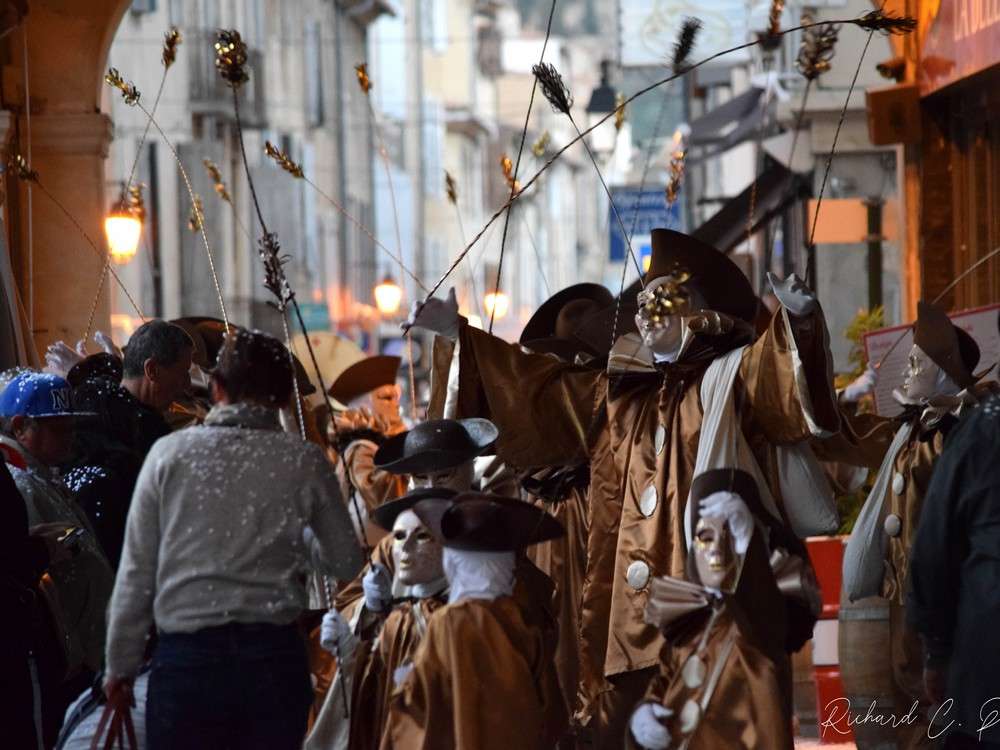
[609,187,683,263]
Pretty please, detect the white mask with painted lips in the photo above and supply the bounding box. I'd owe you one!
[392,509,445,589]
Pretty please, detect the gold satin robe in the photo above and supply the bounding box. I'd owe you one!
[382,596,567,750]
[429,308,840,724]
[630,598,793,750]
[351,596,447,750]
[525,480,590,711]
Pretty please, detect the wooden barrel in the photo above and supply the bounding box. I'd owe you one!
[838,594,899,749]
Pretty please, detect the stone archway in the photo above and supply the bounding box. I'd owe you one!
[2,0,132,358]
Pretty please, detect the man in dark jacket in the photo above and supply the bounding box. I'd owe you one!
[63,321,193,567]
[908,392,1000,749]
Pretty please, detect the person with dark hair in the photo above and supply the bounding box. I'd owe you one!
[1,372,114,747]
[56,321,194,568]
[907,392,1000,749]
[104,328,364,750]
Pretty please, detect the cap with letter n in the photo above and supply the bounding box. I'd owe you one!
[0,371,91,418]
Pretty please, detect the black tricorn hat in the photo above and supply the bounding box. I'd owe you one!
[371,487,458,532]
[328,355,401,405]
[374,418,498,475]
[520,283,614,345]
[913,301,981,390]
[570,298,639,357]
[643,229,758,324]
[413,492,564,552]
[67,353,123,387]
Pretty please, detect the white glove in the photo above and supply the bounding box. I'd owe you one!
[840,365,877,403]
[629,702,673,750]
[44,340,84,378]
[767,272,817,317]
[392,663,414,687]
[362,563,392,613]
[404,287,460,339]
[94,331,123,359]
[320,608,352,655]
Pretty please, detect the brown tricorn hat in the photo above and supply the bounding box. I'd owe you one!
[643,229,758,324]
[413,492,564,552]
[373,418,498,474]
[370,487,458,532]
[328,355,401,405]
[913,301,980,390]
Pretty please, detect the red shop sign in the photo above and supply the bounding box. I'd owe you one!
[919,0,1000,95]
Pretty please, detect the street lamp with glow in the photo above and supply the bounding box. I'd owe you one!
[374,276,404,316]
[483,291,509,320]
[104,184,143,264]
[585,59,619,158]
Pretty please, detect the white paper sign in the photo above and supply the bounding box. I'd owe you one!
[864,304,1000,417]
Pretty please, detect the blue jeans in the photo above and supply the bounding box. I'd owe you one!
[147,622,312,750]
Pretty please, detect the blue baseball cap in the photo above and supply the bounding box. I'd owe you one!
[0,371,90,418]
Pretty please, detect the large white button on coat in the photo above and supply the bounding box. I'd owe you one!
[626,560,651,590]
[884,513,902,538]
[639,485,658,518]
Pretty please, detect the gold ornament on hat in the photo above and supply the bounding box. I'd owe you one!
[105,68,140,106]
[264,141,304,178]
[162,27,182,69]
[214,29,249,89]
[637,267,693,328]
[8,152,37,182]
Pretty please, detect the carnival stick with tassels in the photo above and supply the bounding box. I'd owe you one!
[84,29,180,341]
[216,30,369,717]
[444,170,485,320]
[353,63,419,421]
[105,63,230,331]
[402,9,916,324]
[202,158,254,245]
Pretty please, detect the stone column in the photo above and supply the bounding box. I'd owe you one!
[13,112,115,353]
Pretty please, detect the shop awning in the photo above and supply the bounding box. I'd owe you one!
[692,162,805,253]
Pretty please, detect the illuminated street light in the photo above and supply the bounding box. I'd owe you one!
[483,291,510,320]
[104,183,143,264]
[374,276,403,316]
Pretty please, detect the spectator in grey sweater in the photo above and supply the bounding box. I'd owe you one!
[103,328,364,750]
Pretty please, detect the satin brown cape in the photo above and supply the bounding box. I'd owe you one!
[351,596,446,750]
[526,483,589,711]
[382,596,567,750]
[629,601,793,750]
[429,307,840,725]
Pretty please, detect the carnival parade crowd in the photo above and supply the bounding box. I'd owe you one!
[3,229,999,750]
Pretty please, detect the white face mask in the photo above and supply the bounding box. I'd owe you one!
[409,460,475,492]
[392,510,444,587]
[898,344,959,403]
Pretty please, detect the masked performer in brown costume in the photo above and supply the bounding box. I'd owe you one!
[840,301,991,749]
[411,229,840,745]
[628,469,820,749]
[309,487,454,750]
[383,492,568,750]
[518,282,614,716]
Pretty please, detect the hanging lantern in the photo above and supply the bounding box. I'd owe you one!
[104,182,143,264]
[374,276,403,316]
[483,291,510,320]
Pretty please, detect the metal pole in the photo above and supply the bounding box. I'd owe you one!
[865,196,884,309]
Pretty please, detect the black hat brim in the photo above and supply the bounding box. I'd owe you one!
[371,487,458,531]
[374,418,498,474]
